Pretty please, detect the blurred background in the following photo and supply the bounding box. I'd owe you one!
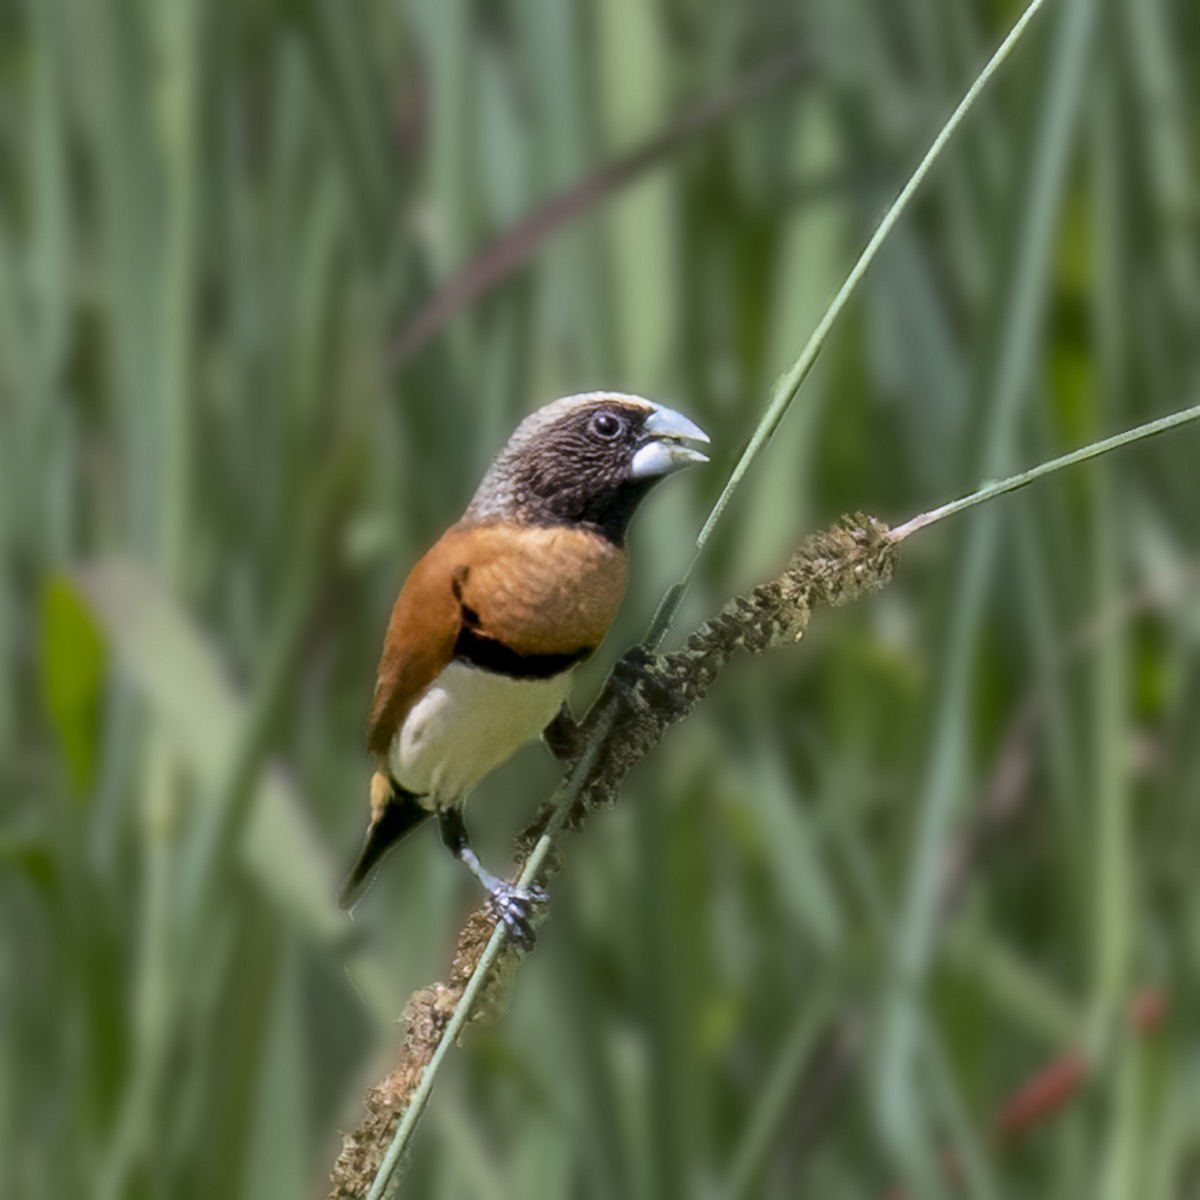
[3,0,1200,1196]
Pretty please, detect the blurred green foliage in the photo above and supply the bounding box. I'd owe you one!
[2,0,1199,1197]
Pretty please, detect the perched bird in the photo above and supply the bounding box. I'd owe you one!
[339,392,709,942]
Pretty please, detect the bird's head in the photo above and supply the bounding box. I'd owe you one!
[466,392,710,544]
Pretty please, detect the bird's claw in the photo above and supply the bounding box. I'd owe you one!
[487,881,548,950]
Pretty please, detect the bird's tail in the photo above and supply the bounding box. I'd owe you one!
[337,772,431,910]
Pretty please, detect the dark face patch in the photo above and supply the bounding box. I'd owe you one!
[506,401,660,543]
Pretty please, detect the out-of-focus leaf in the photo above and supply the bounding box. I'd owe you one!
[0,835,56,891]
[241,939,310,1200]
[878,0,1098,1186]
[40,574,106,795]
[741,738,843,950]
[73,558,342,942]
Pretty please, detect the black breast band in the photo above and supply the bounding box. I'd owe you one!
[453,625,592,679]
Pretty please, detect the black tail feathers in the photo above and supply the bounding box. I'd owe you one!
[337,781,431,910]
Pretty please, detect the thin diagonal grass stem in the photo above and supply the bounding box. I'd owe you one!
[645,0,1049,648]
[888,402,1200,543]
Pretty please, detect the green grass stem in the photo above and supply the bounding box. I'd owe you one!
[888,402,1200,542]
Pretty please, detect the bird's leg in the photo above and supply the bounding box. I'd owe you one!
[542,702,583,761]
[437,806,546,950]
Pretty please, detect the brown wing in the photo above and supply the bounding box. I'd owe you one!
[365,522,627,757]
[365,534,462,756]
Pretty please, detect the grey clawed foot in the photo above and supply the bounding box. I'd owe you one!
[486,881,548,950]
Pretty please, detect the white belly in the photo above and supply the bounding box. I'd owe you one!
[388,662,572,805]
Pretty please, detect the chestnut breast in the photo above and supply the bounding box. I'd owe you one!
[366,522,627,760]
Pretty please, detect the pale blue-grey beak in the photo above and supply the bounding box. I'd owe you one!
[629,405,710,480]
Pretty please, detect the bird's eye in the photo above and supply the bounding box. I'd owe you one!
[590,411,624,440]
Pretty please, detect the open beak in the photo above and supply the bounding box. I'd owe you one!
[629,405,710,480]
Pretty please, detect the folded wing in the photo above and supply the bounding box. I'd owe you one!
[366,522,627,757]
